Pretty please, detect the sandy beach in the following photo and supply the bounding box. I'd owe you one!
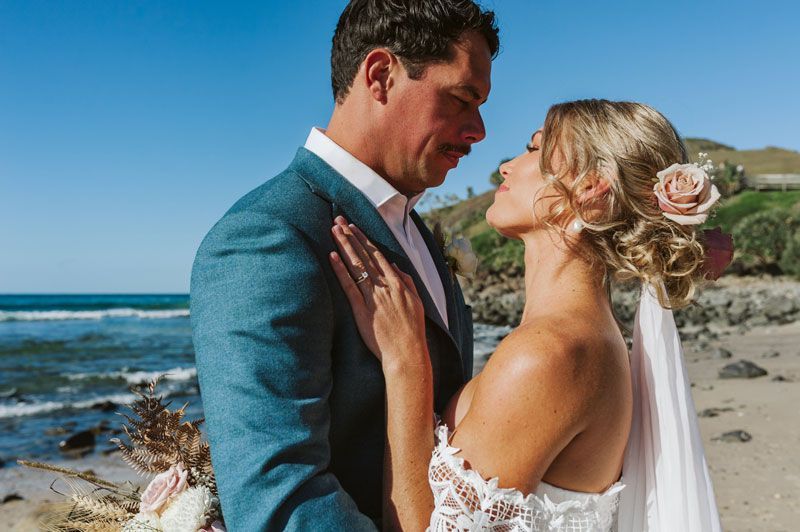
[2,318,798,531]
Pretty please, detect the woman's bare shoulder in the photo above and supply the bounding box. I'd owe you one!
[480,317,622,408]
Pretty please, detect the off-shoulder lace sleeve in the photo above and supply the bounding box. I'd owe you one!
[428,424,624,532]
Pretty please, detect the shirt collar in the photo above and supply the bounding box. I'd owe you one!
[304,127,424,213]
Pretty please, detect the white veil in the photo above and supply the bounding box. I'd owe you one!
[616,281,722,532]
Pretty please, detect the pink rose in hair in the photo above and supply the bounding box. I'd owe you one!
[140,463,189,514]
[653,163,720,225]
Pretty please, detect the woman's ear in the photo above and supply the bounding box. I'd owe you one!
[576,173,611,205]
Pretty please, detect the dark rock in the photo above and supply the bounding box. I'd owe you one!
[719,360,768,379]
[763,295,797,319]
[711,347,733,360]
[771,375,792,382]
[712,430,752,443]
[0,457,5,468]
[1,493,24,504]
[698,407,734,418]
[0,387,19,399]
[762,349,780,358]
[727,299,749,325]
[90,400,117,412]
[58,430,96,457]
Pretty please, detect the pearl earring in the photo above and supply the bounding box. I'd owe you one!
[569,219,584,233]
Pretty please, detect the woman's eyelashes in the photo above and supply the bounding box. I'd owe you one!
[525,143,540,153]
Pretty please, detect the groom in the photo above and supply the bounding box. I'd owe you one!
[190,1,499,530]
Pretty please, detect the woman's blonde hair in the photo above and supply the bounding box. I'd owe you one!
[537,99,707,309]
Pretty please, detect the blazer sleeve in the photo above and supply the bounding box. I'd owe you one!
[190,210,378,531]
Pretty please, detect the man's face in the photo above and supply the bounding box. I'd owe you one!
[383,31,492,194]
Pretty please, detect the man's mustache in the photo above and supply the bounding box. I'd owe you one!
[438,144,471,157]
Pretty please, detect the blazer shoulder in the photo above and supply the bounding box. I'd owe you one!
[193,166,335,263]
[227,168,330,222]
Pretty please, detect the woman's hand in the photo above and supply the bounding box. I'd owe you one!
[328,216,428,370]
[330,216,435,530]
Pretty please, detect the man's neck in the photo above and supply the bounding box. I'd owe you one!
[326,109,415,196]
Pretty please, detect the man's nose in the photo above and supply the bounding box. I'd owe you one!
[462,109,486,144]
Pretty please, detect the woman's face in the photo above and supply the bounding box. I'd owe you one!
[486,130,558,239]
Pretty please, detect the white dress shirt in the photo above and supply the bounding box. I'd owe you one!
[304,127,448,327]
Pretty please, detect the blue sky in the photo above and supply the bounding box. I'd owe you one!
[2,0,798,293]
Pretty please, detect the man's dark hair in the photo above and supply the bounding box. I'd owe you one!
[331,0,500,104]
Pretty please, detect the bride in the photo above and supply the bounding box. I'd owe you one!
[328,99,723,531]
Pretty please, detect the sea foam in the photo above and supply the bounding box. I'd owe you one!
[66,366,197,385]
[0,308,190,322]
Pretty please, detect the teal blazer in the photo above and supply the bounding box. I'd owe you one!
[191,148,473,531]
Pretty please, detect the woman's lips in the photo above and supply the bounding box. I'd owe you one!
[497,184,509,192]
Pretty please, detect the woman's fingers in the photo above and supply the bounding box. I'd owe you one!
[331,225,376,288]
[333,218,376,271]
[391,263,420,298]
[348,224,392,277]
[329,252,366,308]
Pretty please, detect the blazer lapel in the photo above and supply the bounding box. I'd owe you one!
[289,148,452,341]
[409,210,462,350]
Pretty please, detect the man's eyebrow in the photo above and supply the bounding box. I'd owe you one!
[457,84,488,103]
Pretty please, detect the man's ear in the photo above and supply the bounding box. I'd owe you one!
[576,173,611,205]
[363,48,395,104]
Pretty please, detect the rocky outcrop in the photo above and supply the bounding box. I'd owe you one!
[461,273,800,339]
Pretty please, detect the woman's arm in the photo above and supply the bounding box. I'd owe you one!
[328,217,435,530]
[382,351,435,530]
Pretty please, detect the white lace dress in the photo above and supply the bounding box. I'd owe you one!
[428,424,625,532]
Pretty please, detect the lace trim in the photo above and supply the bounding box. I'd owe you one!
[429,423,625,531]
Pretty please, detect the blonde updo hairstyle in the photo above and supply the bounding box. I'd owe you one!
[537,99,707,309]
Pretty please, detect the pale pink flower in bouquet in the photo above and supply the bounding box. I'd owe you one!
[653,163,720,225]
[140,462,190,514]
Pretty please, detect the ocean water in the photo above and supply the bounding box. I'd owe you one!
[0,294,507,465]
[0,294,199,463]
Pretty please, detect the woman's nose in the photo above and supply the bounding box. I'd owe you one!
[499,160,512,178]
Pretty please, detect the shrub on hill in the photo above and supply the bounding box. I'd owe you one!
[731,209,799,274]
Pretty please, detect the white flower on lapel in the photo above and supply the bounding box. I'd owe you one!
[445,236,478,279]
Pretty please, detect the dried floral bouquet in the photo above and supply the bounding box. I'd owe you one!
[20,380,225,532]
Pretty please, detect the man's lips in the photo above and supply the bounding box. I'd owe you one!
[442,151,464,167]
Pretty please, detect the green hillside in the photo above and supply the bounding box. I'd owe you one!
[685,138,800,175]
[427,139,800,270]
